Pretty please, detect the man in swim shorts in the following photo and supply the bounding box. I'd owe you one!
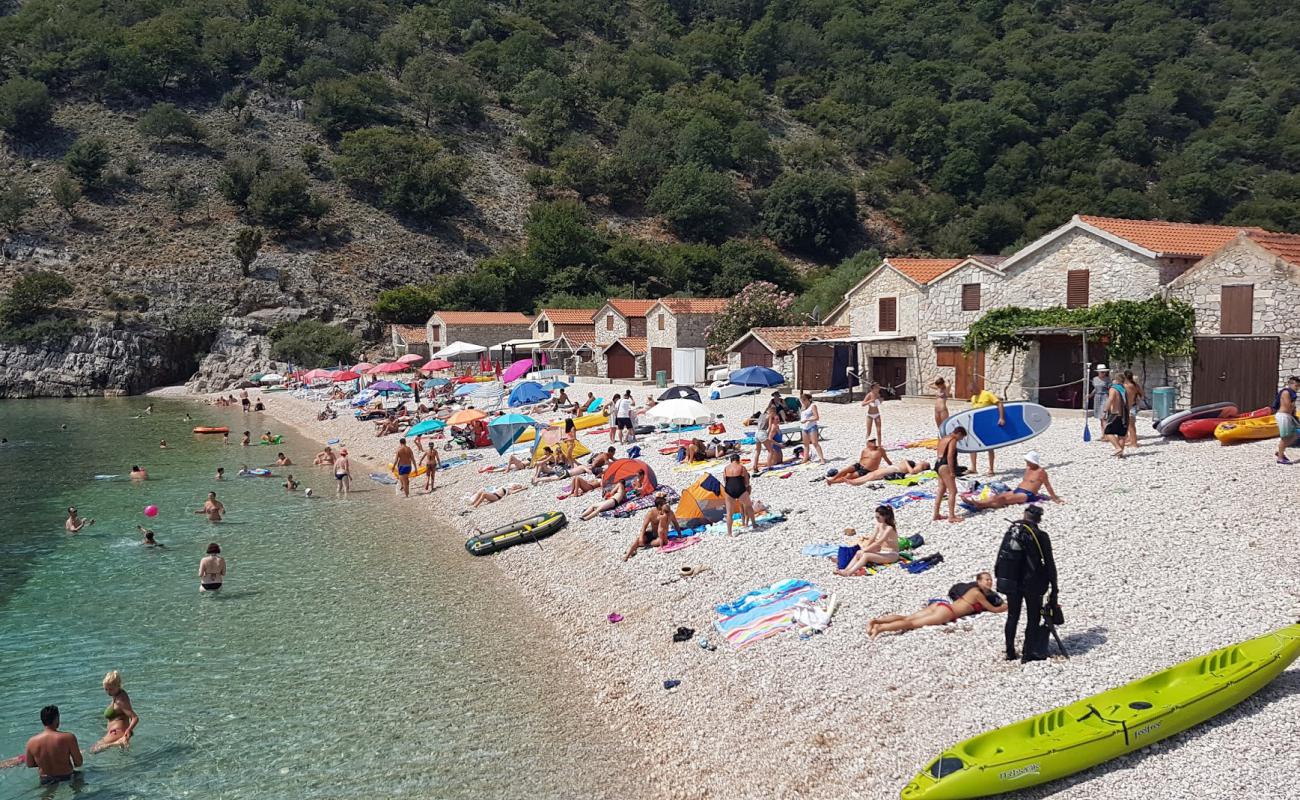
[393,437,416,498]
[613,392,634,444]
[846,456,932,485]
[964,451,1063,510]
[1275,376,1299,464]
[24,706,82,786]
[194,492,224,523]
[334,448,352,497]
[827,440,891,485]
[275,452,293,466]
[240,388,250,412]
[64,507,94,533]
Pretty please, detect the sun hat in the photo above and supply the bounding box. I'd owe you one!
[1024,451,1041,466]
[1095,364,1109,372]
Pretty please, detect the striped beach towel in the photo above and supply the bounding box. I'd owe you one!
[714,586,824,649]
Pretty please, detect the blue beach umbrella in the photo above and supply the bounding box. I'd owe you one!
[453,383,478,397]
[508,381,550,407]
[423,377,450,389]
[488,413,538,454]
[543,380,569,391]
[729,366,785,388]
[407,418,447,437]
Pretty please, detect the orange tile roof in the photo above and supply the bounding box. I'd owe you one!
[432,311,531,325]
[391,325,426,344]
[747,326,849,353]
[603,337,647,354]
[608,299,658,318]
[656,297,730,315]
[544,330,597,348]
[1247,231,1300,267]
[886,258,964,285]
[1079,215,1262,258]
[538,308,597,325]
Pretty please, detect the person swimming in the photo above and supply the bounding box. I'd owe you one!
[129,465,148,480]
[198,543,225,591]
[137,526,163,547]
[90,671,138,753]
[194,492,224,523]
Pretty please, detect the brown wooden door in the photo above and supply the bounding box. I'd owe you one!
[651,347,672,378]
[1037,336,1101,409]
[1192,336,1279,410]
[953,349,985,399]
[871,357,907,398]
[606,345,635,379]
[798,345,834,391]
[738,339,774,368]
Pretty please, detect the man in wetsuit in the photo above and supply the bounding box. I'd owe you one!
[24,706,82,786]
[994,504,1059,662]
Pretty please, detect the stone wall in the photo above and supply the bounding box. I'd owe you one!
[844,267,922,338]
[594,307,628,345]
[1001,229,1160,308]
[647,308,675,351]
[917,263,1010,397]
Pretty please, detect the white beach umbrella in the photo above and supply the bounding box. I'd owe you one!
[259,373,284,384]
[645,398,713,425]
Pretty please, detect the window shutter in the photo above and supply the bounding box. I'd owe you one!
[1220,285,1254,335]
[605,314,614,331]
[657,314,664,331]
[1066,270,1089,308]
[961,283,981,311]
[878,297,897,331]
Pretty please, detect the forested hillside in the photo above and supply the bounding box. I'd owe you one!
[1,0,1297,325]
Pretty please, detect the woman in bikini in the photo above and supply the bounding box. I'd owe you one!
[579,481,628,520]
[861,382,883,443]
[933,426,966,523]
[799,392,826,464]
[1122,370,1144,450]
[722,454,755,536]
[932,377,950,429]
[834,506,900,575]
[91,671,139,753]
[469,483,524,508]
[868,572,1006,638]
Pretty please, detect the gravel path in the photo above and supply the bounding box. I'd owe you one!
[204,383,1300,800]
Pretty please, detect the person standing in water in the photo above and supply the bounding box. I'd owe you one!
[23,706,82,785]
[65,507,94,532]
[240,388,250,412]
[334,448,352,497]
[393,437,416,498]
[199,543,225,592]
[194,492,224,523]
[90,671,139,753]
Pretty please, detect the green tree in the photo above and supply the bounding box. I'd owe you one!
[760,172,859,259]
[307,74,398,139]
[247,171,328,232]
[50,172,81,218]
[794,250,881,318]
[161,170,201,222]
[374,284,442,323]
[232,226,263,276]
[218,153,271,208]
[268,320,360,368]
[0,271,74,328]
[136,102,207,144]
[64,137,112,190]
[704,281,797,357]
[0,77,53,138]
[647,164,748,243]
[401,55,485,127]
[0,179,34,233]
[332,127,467,219]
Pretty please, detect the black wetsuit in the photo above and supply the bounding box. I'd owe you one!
[995,519,1058,662]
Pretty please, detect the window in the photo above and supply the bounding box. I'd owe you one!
[657,314,664,331]
[429,324,442,342]
[878,297,897,331]
[961,283,981,311]
[605,314,614,331]
[1066,270,1089,308]
[935,347,958,367]
[537,319,549,333]
[1220,285,1254,334]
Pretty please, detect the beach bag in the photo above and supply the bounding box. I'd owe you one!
[1043,597,1065,626]
[708,422,726,435]
[836,545,860,570]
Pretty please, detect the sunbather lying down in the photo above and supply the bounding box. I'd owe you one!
[868,572,1005,639]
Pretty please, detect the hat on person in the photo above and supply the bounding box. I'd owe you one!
[1024,451,1041,466]
[1095,364,1109,372]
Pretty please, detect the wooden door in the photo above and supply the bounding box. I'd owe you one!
[798,345,834,391]
[871,357,907,398]
[1037,336,1100,409]
[651,347,672,378]
[1192,336,1279,410]
[738,339,774,368]
[606,344,635,379]
[953,349,985,399]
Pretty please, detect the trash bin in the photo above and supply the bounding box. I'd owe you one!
[1151,386,1176,421]
[655,370,668,388]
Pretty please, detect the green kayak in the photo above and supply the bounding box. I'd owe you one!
[902,622,1300,799]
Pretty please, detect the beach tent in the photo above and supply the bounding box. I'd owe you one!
[659,385,702,402]
[407,418,447,437]
[487,413,538,454]
[530,428,590,464]
[602,458,657,494]
[501,358,535,384]
[729,365,784,387]
[675,473,726,528]
[508,381,549,407]
[434,341,488,359]
[646,398,712,425]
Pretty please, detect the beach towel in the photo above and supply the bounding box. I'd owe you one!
[692,511,786,536]
[895,437,939,449]
[880,490,935,509]
[714,583,825,649]
[716,579,815,616]
[660,537,699,554]
[672,458,723,473]
[886,470,938,487]
[801,543,840,558]
[602,486,681,518]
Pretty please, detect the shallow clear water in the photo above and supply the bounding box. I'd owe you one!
[0,398,627,799]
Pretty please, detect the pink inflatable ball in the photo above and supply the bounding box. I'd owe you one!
[144,505,159,518]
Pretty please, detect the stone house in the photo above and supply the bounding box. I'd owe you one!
[726,326,848,387]
[531,308,596,341]
[599,337,648,380]
[388,325,430,358]
[594,299,657,379]
[1165,230,1300,409]
[425,311,532,354]
[645,298,729,378]
[916,256,1008,399]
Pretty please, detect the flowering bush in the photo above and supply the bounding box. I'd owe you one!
[705,281,797,359]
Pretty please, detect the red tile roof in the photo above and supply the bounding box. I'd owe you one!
[744,326,849,354]
[544,330,597,348]
[1079,215,1262,258]
[1248,231,1300,267]
[538,308,597,325]
[886,258,964,285]
[655,298,730,315]
[391,325,426,344]
[607,299,658,318]
[603,337,648,354]
[432,311,531,325]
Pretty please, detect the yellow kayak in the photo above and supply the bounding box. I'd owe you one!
[1214,415,1278,443]
[515,411,609,443]
[902,623,1300,799]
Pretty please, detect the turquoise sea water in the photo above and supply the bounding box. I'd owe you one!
[0,399,628,799]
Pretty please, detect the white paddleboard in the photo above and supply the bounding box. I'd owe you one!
[710,385,761,399]
[939,402,1052,453]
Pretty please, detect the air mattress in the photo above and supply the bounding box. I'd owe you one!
[1179,406,1269,440]
[514,411,609,443]
[192,426,229,434]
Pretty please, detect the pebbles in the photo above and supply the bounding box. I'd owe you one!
[241,386,1300,799]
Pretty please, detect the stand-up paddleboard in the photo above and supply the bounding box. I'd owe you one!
[939,402,1051,453]
[1154,401,1235,437]
[710,385,761,400]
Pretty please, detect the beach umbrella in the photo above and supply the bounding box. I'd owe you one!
[601,458,657,493]
[396,353,424,363]
[332,370,361,381]
[453,382,479,397]
[501,358,535,384]
[351,362,374,373]
[260,373,284,384]
[434,341,488,359]
[407,418,447,437]
[422,377,450,389]
[645,398,712,425]
[422,359,454,371]
[448,408,487,426]
[528,368,566,380]
[659,385,702,402]
[543,380,569,391]
[729,365,785,388]
[370,361,409,374]
[302,368,330,380]
[368,380,410,395]
[488,413,538,454]
[508,381,550,407]
[248,372,265,382]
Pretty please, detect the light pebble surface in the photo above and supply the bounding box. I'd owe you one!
[190,384,1300,799]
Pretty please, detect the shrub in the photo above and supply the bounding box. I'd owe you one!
[0,179,34,232]
[761,171,859,258]
[402,56,485,127]
[51,172,81,217]
[307,75,397,139]
[218,153,271,208]
[64,137,112,190]
[161,170,201,222]
[136,102,207,143]
[232,227,263,276]
[332,127,466,219]
[647,164,748,243]
[704,281,797,356]
[246,171,329,231]
[1,271,74,328]
[268,320,359,368]
[0,77,52,138]
[374,284,442,323]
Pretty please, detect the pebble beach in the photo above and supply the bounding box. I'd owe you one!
[201,383,1300,800]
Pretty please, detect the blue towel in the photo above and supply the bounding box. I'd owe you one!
[715,579,814,616]
[800,543,840,558]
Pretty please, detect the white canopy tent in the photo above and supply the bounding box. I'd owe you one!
[434,341,488,359]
